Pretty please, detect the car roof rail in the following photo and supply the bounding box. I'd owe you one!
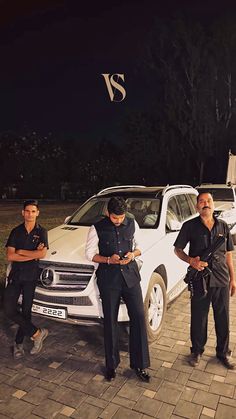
[197,183,231,187]
[196,183,222,187]
[97,185,146,195]
[162,184,194,195]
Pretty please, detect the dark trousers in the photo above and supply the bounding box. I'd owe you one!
[191,285,229,357]
[4,279,38,343]
[98,275,150,370]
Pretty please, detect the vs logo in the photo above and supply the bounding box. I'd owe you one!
[101,73,126,102]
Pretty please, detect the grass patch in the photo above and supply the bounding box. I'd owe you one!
[0,201,80,284]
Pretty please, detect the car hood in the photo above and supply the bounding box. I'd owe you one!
[214,201,235,211]
[43,224,161,265]
[44,224,90,264]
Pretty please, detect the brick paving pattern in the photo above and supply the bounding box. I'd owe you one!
[0,250,236,418]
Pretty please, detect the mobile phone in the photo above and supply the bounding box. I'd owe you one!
[120,255,128,260]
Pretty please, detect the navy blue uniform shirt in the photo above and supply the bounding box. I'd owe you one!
[174,216,234,287]
[6,223,48,282]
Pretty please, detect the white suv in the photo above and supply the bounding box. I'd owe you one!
[32,185,198,341]
[196,184,236,244]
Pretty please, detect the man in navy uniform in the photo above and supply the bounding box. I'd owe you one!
[86,196,150,381]
[4,199,49,358]
[174,192,236,369]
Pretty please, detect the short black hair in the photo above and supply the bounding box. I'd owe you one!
[107,196,127,215]
[197,192,213,203]
[23,199,39,209]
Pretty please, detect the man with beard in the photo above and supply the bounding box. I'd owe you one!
[85,196,150,382]
[174,192,236,369]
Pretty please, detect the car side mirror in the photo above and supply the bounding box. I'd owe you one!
[64,216,71,224]
[168,219,182,231]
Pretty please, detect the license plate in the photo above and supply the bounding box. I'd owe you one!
[32,303,67,319]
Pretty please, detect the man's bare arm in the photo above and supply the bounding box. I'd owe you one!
[226,251,236,296]
[7,246,33,262]
[92,254,121,264]
[174,247,208,271]
[174,248,191,264]
[16,246,47,259]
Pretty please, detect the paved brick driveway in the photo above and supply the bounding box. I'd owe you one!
[0,252,236,419]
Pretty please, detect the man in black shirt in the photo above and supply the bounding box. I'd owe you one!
[174,192,236,369]
[4,199,49,358]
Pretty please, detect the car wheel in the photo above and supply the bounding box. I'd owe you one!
[144,273,167,342]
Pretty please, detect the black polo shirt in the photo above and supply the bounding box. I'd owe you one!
[174,216,234,287]
[6,223,48,282]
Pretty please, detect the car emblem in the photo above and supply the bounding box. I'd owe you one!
[40,268,54,287]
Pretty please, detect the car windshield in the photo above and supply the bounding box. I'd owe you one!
[68,197,161,228]
[197,188,234,202]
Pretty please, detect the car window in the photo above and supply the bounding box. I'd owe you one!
[187,194,197,215]
[167,196,182,220]
[69,199,107,225]
[127,199,150,226]
[68,197,161,228]
[141,200,161,227]
[197,188,233,202]
[176,194,193,221]
[166,196,182,230]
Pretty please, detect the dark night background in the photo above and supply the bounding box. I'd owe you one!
[0,0,236,199]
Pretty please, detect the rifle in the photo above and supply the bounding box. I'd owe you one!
[184,235,225,297]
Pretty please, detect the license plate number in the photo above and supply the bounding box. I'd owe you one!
[32,303,67,319]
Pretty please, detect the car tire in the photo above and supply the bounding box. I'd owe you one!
[144,272,167,342]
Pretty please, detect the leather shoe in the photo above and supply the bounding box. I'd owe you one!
[104,368,116,381]
[188,353,201,367]
[134,368,150,382]
[217,356,235,370]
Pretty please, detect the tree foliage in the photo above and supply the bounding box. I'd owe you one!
[123,14,236,185]
[1,15,236,196]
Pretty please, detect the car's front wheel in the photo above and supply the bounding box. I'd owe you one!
[144,273,167,342]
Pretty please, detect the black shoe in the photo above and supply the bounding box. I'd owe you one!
[217,356,235,370]
[134,368,150,382]
[104,368,116,381]
[188,353,201,367]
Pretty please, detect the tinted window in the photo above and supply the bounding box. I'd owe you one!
[69,199,107,225]
[167,197,182,220]
[68,197,161,228]
[176,194,192,221]
[187,194,197,215]
[197,188,233,201]
[166,197,182,231]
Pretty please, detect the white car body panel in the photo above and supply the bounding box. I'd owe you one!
[32,185,199,326]
[47,226,89,263]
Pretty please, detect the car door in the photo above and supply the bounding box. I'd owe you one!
[156,194,185,293]
[173,192,198,277]
[162,193,197,292]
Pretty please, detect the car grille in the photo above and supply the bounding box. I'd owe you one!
[37,261,95,291]
[61,226,78,231]
[34,292,92,306]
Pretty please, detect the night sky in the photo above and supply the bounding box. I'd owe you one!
[0,0,235,143]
